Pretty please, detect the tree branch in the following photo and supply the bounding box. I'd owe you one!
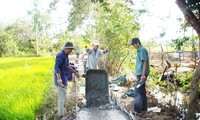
[176,0,200,119]
[176,0,200,37]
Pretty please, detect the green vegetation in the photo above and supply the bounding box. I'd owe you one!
[97,2,139,75]
[176,71,194,92]
[0,57,54,120]
[148,67,197,93]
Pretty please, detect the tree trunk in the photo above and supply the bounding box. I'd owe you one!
[176,0,200,37]
[185,63,200,120]
[176,0,200,119]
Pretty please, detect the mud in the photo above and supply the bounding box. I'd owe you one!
[78,69,130,120]
[77,108,130,120]
[85,69,109,107]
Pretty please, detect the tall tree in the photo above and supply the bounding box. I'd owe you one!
[92,1,140,74]
[6,20,35,54]
[0,20,35,56]
[67,0,91,31]
[176,0,200,119]
[28,0,55,56]
[0,25,17,56]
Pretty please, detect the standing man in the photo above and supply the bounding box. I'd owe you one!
[82,46,89,73]
[130,38,150,115]
[54,41,79,119]
[75,46,80,59]
[86,40,108,70]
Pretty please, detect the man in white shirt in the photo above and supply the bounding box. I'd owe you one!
[86,40,108,70]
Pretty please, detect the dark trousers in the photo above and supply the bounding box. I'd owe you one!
[134,75,147,113]
[83,61,87,73]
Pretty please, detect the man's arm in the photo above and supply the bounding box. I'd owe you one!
[54,55,63,85]
[139,48,148,81]
[68,66,80,78]
[56,73,62,85]
[141,60,147,81]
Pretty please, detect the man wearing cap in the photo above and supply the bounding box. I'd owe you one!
[54,41,80,119]
[130,38,150,115]
[82,46,89,73]
[86,40,108,70]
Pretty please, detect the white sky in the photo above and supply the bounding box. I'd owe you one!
[0,0,71,35]
[0,0,189,43]
[138,0,186,44]
[0,0,32,23]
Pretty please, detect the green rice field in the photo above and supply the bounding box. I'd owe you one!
[0,57,54,120]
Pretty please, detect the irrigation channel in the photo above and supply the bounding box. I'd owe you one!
[76,69,130,120]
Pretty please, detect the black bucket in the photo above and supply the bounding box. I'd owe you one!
[85,69,109,107]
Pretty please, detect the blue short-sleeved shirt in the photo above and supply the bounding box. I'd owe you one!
[135,45,150,76]
[54,50,69,86]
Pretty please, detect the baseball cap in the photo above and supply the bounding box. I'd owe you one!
[130,38,140,45]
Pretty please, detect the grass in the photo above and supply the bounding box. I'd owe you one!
[0,57,54,120]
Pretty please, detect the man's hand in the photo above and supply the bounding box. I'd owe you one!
[57,79,62,85]
[74,72,80,79]
[68,66,80,79]
[141,75,146,81]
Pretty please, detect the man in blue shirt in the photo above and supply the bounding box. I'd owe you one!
[130,38,150,115]
[54,41,79,119]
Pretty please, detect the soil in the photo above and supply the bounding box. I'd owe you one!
[110,85,180,120]
[36,55,194,120]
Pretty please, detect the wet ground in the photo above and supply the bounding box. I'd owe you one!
[63,56,199,120]
[77,108,130,120]
[73,57,130,120]
[36,55,199,120]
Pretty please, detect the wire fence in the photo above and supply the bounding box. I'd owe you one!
[149,51,199,67]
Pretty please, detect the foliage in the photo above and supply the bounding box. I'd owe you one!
[37,86,57,120]
[0,20,54,57]
[176,71,194,92]
[148,66,199,94]
[92,1,140,75]
[171,37,190,51]
[27,0,60,56]
[0,0,58,57]
[0,57,54,120]
[66,0,141,75]
[91,0,104,3]
[28,0,52,37]
[66,0,142,75]
[0,29,17,56]
[67,0,91,31]
[186,0,200,13]
[50,31,91,56]
[0,22,34,57]
[148,67,162,87]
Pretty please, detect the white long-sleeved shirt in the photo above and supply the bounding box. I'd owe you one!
[86,48,103,69]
